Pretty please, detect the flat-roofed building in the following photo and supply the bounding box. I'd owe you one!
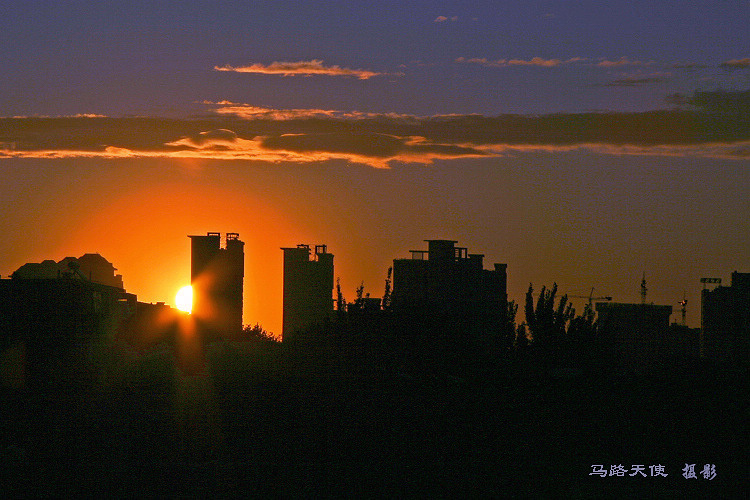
[189,232,244,336]
[391,239,507,336]
[281,244,333,340]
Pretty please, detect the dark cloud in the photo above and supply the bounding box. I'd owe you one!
[263,133,404,158]
[663,89,750,115]
[179,129,239,147]
[686,89,750,113]
[665,93,690,106]
[262,132,487,159]
[2,106,748,166]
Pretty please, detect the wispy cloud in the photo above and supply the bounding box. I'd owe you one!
[508,57,564,67]
[202,101,420,121]
[456,55,746,73]
[456,55,659,69]
[720,58,750,69]
[672,62,707,69]
[596,57,653,67]
[0,113,108,119]
[203,102,340,120]
[602,73,670,87]
[478,141,750,160]
[456,56,586,68]
[213,59,383,79]
[434,16,457,22]
[2,99,748,167]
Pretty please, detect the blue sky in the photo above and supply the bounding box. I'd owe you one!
[2,1,747,116]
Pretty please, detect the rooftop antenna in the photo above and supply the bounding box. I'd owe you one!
[640,272,647,305]
[678,291,687,326]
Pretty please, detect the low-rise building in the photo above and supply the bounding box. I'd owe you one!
[595,302,673,372]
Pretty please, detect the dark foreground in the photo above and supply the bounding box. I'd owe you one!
[1,341,746,497]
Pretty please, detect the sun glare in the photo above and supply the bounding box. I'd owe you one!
[175,285,193,313]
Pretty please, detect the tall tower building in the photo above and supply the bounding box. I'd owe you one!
[281,244,334,340]
[189,232,244,335]
[701,271,750,364]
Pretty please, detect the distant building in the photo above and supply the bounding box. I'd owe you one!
[189,232,244,336]
[67,253,125,289]
[0,254,136,388]
[281,244,334,339]
[391,239,507,335]
[595,302,673,372]
[12,253,124,289]
[701,271,750,364]
[11,260,63,280]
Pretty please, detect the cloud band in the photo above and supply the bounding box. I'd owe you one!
[2,98,748,167]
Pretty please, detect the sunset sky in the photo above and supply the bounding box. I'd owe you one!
[1,1,748,334]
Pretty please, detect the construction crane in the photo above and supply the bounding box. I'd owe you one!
[568,287,612,309]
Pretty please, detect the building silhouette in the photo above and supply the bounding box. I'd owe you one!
[189,232,244,336]
[281,244,333,339]
[0,254,136,388]
[390,239,507,335]
[595,302,673,372]
[701,271,750,364]
[12,253,125,289]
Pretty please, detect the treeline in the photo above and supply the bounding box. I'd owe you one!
[231,281,613,382]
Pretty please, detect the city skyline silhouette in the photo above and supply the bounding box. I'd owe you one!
[0,228,746,496]
[0,226,748,338]
[1,1,747,496]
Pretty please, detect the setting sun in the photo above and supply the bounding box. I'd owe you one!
[175,285,193,313]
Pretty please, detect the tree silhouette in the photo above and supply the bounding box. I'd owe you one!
[499,299,519,350]
[336,277,346,318]
[524,283,574,349]
[353,281,365,310]
[382,266,392,311]
[515,323,529,350]
[242,323,277,343]
[566,302,598,343]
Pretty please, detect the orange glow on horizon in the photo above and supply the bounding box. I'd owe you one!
[53,176,303,336]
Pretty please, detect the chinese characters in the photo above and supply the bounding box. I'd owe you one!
[590,464,716,479]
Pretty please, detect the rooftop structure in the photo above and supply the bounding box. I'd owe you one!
[391,239,507,335]
[281,244,333,340]
[12,253,124,289]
